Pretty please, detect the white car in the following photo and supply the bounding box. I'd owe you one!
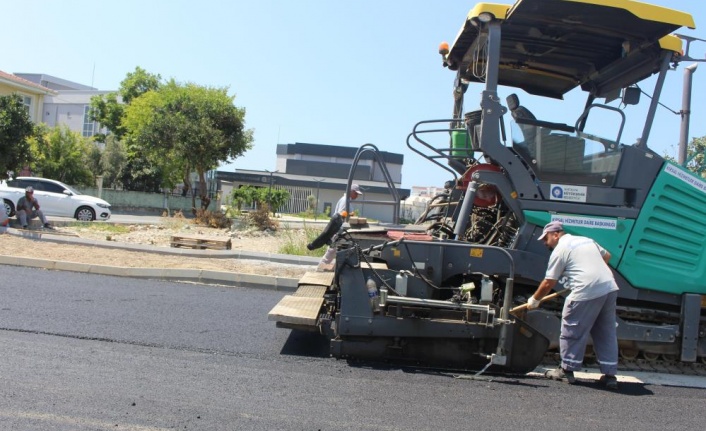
[1,177,111,222]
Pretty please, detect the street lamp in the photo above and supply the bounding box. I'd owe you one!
[312,178,326,220]
[264,169,279,214]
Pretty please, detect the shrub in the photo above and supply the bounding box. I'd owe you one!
[224,204,241,218]
[161,210,189,229]
[247,204,278,230]
[195,209,232,229]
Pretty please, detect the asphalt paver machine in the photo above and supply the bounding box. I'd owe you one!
[270,0,706,374]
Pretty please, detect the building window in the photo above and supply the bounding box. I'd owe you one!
[82,105,96,137]
[22,96,32,112]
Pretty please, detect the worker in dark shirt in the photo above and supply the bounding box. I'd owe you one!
[16,186,51,229]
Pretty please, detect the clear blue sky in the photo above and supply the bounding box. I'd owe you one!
[4,1,704,189]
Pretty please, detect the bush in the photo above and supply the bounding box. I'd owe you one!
[195,209,232,229]
[223,204,241,218]
[247,204,279,230]
[161,210,189,229]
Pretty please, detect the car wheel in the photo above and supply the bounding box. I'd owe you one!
[3,199,15,217]
[75,206,96,221]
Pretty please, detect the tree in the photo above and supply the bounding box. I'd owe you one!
[86,143,103,180]
[30,124,94,186]
[124,80,253,212]
[666,136,706,177]
[231,185,261,211]
[120,89,184,192]
[264,188,290,216]
[89,67,162,139]
[0,94,35,179]
[101,134,128,188]
[89,67,163,190]
[119,67,162,104]
[664,136,706,177]
[89,93,125,140]
[118,140,166,192]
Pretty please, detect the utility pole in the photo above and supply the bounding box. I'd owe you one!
[312,178,326,220]
[679,64,698,165]
[674,34,705,165]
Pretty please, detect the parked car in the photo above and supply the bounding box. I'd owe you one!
[0,177,111,222]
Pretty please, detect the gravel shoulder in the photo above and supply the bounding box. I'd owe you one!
[1,222,319,279]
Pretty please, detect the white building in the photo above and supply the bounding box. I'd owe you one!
[14,73,112,137]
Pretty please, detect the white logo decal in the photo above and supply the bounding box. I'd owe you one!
[549,184,587,202]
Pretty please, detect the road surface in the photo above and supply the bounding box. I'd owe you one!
[0,265,704,430]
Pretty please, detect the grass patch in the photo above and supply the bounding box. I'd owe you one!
[278,226,326,257]
[292,210,327,220]
[68,222,131,234]
[161,210,191,230]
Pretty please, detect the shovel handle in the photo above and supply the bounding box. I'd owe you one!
[510,288,570,313]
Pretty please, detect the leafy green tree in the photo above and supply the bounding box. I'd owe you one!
[89,67,163,190]
[230,186,249,212]
[89,93,125,141]
[30,124,94,186]
[86,143,103,180]
[0,94,35,179]
[120,89,184,192]
[119,67,162,104]
[686,136,706,177]
[231,185,261,210]
[118,139,165,192]
[89,67,162,139]
[124,80,253,212]
[666,136,706,177]
[263,188,290,216]
[101,134,128,188]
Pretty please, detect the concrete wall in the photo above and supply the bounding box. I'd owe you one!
[74,187,219,214]
[73,186,399,222]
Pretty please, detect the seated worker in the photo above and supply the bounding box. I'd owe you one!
[318,184,363,269]
[0,203,8,233]
[16,186,51,229]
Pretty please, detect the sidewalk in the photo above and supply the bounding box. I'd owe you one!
[1,222,318,291]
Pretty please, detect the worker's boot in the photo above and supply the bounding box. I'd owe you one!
[599,374,618,390]
[545,367,576,384]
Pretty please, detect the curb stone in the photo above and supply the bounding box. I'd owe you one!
[2,227,307,291]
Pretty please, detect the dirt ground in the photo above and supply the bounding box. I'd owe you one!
[1,221,319,279]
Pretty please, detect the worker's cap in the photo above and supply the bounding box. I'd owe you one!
[25,186,34,193]
[351,184,363,195]
[538,221,563,240]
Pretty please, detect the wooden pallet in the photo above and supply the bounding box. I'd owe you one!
[170,234,232,250]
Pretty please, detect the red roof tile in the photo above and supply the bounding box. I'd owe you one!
[0,70,55,93]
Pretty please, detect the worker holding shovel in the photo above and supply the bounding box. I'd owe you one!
[527,221,620,390]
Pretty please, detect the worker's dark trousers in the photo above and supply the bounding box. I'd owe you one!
[560,291,619,376]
